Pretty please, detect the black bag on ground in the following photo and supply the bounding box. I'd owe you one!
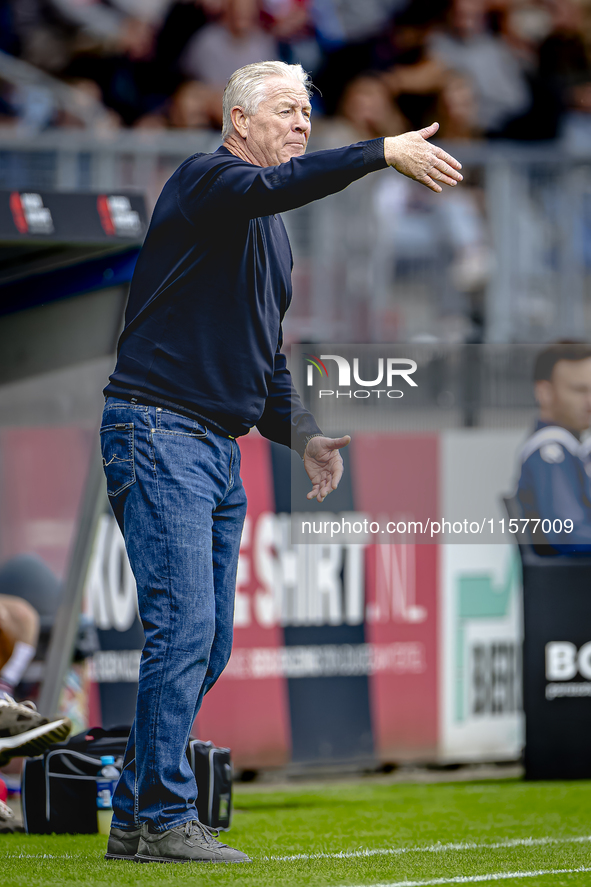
[22,726,129,834]
[22,729,233,834]
[188,739,233,831]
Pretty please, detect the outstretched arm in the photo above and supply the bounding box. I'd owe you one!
[182,127,462,221]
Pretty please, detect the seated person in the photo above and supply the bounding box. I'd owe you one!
[0,594,38,699]
[517,343,591,553]
[0,595,70,767]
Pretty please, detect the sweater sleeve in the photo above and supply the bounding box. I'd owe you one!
[179,139,387,221]
[256,346,322,456]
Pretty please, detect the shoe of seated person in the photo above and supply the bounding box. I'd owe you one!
[0,694,71,766]
[0,798,24,833]
[135,819,251,863]
[105,825,142,861]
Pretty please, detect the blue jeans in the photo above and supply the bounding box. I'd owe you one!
[100,398,247,831]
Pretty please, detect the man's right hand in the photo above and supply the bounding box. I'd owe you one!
[304,435,351,503]
[384,122,463,193]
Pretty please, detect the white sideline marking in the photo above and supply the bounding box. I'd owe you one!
[267,833,591,861]
[3,854,74,859]
[338,868,591,886]
[4,833,591,865]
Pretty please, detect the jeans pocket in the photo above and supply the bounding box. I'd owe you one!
[100,423,136,496]
[155,409,208,439]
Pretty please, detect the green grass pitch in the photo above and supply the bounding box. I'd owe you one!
[3,776,591,886]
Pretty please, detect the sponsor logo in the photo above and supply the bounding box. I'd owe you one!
[545,641,591,680]
[471,641,521,715]
[454,553,521,723]
[97,195,142,237]
[545,640,591,699]
[235,512,427,629]
[10,192,54,235]
[89,649,141,683]
[305,353,418,399]
[223,642,426,680]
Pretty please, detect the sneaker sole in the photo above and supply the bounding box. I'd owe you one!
[0,718,72,766]
[104,853,137,861]
[135,853,251,864]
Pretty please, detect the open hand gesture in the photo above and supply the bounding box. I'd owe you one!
[304,435,351,503]
[384,122,463,193]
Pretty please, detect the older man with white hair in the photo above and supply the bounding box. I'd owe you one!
[101,60,462,864]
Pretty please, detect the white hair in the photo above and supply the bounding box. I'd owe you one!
[222,61,312,140]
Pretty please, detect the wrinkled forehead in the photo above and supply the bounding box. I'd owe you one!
[258,76,311,110]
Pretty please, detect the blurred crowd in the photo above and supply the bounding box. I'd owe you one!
[0,0,591,142]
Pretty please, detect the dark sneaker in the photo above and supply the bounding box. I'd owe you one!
[105,825,142,861]
[135,820,251,864]
[0,716,71,766]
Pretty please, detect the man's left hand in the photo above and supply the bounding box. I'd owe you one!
[304,435,351,503]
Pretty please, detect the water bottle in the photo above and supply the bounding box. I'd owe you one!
[96,755,120,835]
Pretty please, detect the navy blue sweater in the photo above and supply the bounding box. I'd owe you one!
[105,139,387,453]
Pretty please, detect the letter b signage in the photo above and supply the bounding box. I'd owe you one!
[545,641,591,681]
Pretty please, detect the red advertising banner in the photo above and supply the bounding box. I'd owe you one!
[352,435,440,761]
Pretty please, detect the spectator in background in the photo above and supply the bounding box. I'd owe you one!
[6,0,74,74]
[134,79,220,130]
[517,344,591,553]
[538,0,591,146]
[49,0,172,41]
[57,77,122,128]
[336,74,409,141]
[152,0,224,97]
[261,0,317,70]
[379,0,449,131]
[65,16,166,126]
[0,586,70,769]
[0,554,71,833]
[180,0,279,90]
[428,0,533,137]
[435,71,481,139]
[0,594,38,699]
[0,555,62,687]
[49,0,129,43]
[167,79,220,128]
[363,61,489,338]
[5,0,588,140]
[310,0,412,114]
